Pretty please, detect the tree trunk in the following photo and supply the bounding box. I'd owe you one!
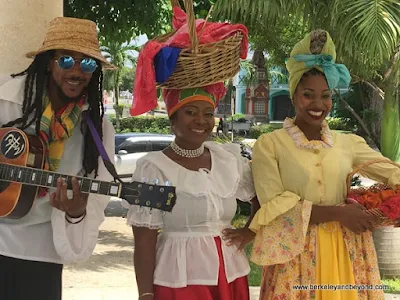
[358,82,383,147]
[368,87,383,142]
[114,71,121,132]
[334,90,381,149]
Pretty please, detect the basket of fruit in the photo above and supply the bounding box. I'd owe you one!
[346,159,400,227]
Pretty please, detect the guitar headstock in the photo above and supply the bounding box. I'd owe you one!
[120,179,176,212]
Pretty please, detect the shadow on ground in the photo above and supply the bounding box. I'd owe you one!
[97,229,134,248]
[65,249,133,273]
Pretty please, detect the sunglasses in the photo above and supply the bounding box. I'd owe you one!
[55,56,98,73]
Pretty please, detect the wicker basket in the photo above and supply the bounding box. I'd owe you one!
[154,0,244,89]
[346,158,400,227]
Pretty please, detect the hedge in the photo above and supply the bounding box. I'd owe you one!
[109,116,171,134]
[248,117,355,139]
[325,117,356,132]
[249,123,283,139]
[110,116,356,138]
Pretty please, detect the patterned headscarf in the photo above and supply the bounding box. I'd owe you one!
[163,82,227,116]
[286,30,351,99]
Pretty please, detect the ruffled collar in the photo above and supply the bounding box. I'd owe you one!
[283,118,334,149]
[140,142,240,198]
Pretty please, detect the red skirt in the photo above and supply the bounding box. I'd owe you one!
[154,237,250,300]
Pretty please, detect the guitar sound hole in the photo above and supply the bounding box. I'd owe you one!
[0,180,10,193]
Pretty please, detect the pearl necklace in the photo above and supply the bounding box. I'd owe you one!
[171,140,204,158]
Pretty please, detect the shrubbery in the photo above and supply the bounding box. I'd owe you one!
[109,116,171,134]
[248,117,355,139]
[110,115,355,138]
[326,117,356,132]
[249,123,283,139]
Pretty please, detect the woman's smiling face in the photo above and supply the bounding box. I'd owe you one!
[292,73,333,127]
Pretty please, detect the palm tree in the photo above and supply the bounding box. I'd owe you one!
[214,0,400,160]
[101,41,138,131]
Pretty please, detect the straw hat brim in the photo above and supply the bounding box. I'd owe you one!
[26,44,117,70]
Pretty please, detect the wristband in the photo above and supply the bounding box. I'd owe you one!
[65,210,87,224]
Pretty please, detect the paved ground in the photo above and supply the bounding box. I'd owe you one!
[63,200,138,300]
[63,195,399,300]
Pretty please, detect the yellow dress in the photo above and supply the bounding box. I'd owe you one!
[249,118,400,300]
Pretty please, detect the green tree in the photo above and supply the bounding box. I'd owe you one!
[120,67,135,93]
[215,0,400,160]
[64,0,172,43]
[249,17,307,69]
[101,42,137,130]
[64,0,215,44]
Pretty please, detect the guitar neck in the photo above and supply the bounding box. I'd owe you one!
[0,162,122,198]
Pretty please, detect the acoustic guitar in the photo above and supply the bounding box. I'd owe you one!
[0,128,176,219]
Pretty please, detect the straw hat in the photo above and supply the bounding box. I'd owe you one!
[26,17,116,70]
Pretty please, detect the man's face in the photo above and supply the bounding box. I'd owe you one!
[48,50,95,102]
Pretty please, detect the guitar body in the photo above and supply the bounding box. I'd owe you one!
[0,128,45,218]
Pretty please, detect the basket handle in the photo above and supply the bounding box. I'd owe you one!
[170,0,199,53]
[346,158,400,193]
[184,0,199,53]
[171,0,180,7]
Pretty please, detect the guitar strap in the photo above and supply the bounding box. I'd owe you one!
[84,111,123,183]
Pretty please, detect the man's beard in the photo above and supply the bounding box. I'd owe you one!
[51,75,87,104]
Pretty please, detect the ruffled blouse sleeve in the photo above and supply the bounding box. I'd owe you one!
[249,132,312,266]
[349,134,400,186]
[121,157,164,230]
[221,143,256,202]
[249,133,304,231]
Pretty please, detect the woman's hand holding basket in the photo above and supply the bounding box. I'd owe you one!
[336,203,377,234]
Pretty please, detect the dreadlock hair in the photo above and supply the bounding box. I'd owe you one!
[3,51,53,132]
[82,62,104,177]
[3,51,105,177]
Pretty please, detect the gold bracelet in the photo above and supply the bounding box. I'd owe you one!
[139,292,154,298]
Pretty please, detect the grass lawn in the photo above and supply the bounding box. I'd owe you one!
[243,242,263,286]
[382,278,400,294]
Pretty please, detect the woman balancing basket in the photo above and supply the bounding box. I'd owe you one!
[131,0,248,116]
[346,158,400,227]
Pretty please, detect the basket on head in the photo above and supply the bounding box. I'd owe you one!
[346,158,400,227]
[154,0,244,89]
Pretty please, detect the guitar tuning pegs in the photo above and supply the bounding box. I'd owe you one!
[165,180,171,186]
[152,178,159,185]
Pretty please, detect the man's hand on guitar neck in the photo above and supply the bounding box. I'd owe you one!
[50,177,89,218]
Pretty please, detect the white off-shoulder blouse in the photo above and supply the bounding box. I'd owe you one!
[122,141,256,288]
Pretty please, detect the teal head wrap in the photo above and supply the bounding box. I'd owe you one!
[286,30,351,99]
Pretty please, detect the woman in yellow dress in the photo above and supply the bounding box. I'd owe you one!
[249,29,399,300]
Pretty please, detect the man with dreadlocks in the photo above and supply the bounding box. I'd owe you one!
[0,17,115,299]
